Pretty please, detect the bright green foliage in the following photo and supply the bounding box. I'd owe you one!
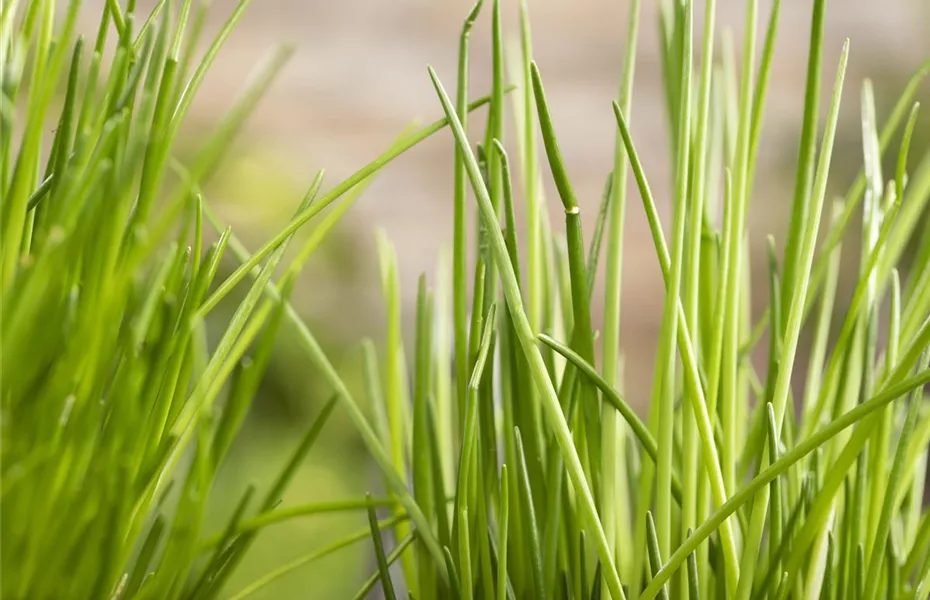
[3,0,930,599]
[365,1,930,599]
[0,0,482,597]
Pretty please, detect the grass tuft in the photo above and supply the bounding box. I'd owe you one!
[3,0,930,598]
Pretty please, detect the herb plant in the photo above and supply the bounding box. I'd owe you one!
[2,0,930,599]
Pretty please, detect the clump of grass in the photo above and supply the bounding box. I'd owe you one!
[348,0,930,599]
[4,0,930,599]
[0,0,318,595]
[0,0,491,597]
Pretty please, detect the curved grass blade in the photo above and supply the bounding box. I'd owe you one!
[538,333,683,504]
[530,60,600,502]
[442,547,463,600]
[645,512,670,600]
[201,91,505,318]
[197,497,401,549]
[228,515,409,600]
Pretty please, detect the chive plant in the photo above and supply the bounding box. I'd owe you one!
[0,0,492,598]
[363,0,930,598]
[4,0,930,599]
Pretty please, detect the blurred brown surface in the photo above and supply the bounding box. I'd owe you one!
[82,0,928,402]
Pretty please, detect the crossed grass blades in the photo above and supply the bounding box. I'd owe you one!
[2,0,930,598]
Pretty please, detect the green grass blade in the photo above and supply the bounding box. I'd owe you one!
[198,497,400,549]
[645,512,670,600]
[895,103,921,213]
[801,201,845,422]
[443,547,463,600]
[681,0,716,583]
[458,507,473,600]
[228,515,410,600]
[453,0,485,426]
[413,275,438,597]
[779,0,825,311]
[497,464,510,600]
[687,533,701,600]
[515,428,546,599]
[655,0,692,558]
[367,495,399,600]
[530,61,601,502]
[200,92,501,316]
[765,403,784,574]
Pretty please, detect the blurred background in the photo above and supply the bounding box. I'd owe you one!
[81,0,929,596]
